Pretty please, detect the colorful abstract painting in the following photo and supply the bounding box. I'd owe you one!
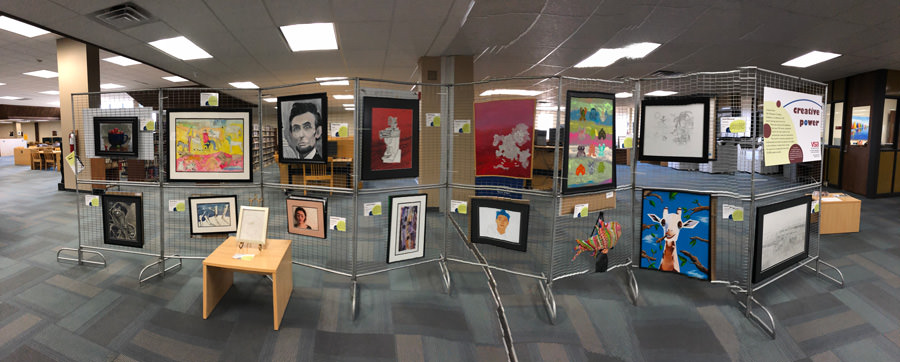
[167,109,251,181]
[387,194,427,263]
[475,99,536,179]
[563,91,616,194]
[362,97,419,180]
[640,190,713,281]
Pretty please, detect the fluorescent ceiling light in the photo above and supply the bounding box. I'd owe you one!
[100,83,125,89]
[280,23,338,52]
[316,77,349,86]
[163,76,188,82]
[263,98,277,103]
[23,70,58,78]
[333,94,353,100]
[782,51,841,68]
[574,42,661,68]
[48,101,59,106]
[39,90,59,95]
[342,103,355,107]
[0,16,49,37]
[103,56,141,66]
[645,90,677,96]
[479,89,547,97]
[0,83,5,86]
[0,96,24,100]
[615,92,633,98]
[230,81,258,89]
[149,36,212,60]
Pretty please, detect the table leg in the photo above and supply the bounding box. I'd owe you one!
[271,249,293,330]
[203,265,234,319]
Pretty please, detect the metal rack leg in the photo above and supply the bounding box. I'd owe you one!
[804,258,845,287]
[350,278,359,320]
[56,248,106,267]
[438,257,452,294]
[625,263,639,306]
[138,256,183,285]
[734,291,776,339]
[537,278,557,325]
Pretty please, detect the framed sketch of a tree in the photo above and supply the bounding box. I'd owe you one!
[639,97,710,163]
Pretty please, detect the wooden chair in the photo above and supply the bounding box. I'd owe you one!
[302,158,334,195]
[30,150,44,170]
[44,151,58,170]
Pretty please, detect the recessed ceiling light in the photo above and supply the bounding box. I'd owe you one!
[316,77,349,86]
[39,90,59,95]
[48,101,60,106]
[162,76,188,82]
[149,36,212,60]
[644,90,677,96]
[100,83,125,89]
[0,96,24,100]
[280,23,338,51]
[574,42,661,68]
[230,82,258,89]
[0,16,49,37]
[23,70,58,78]
[103,56,141,66]
[479,89,547,97]
[615,92,633,98]
[263,98,277,103]
[0,83,5,86]
[333,95,353,100]
[782,51,841,68]
[342,103,355,107]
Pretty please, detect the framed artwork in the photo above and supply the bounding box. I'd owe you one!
[387,194,427,263]
[167,109,251,181]
[361,96,419,180]
[188,195,238,235]
[286,196,327,239]
[471,198,529,252]
[474,99,536,178]
[101,193,144,248]
[563,91,616,194]
[639,97,710,163]
[277,93,327,164]
[236,206,269,244]
[752,196,811,283]
[640,189,714,281]
[93,117,139,158]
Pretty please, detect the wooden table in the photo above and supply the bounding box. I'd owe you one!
[817,194,861,234]
[202,237,293,330]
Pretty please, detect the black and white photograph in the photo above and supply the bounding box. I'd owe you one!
[277,93,328,164]
[752,195,812,283]
[639,97,710,163]
[101,193,144,248]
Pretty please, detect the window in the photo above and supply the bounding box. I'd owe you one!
[882,98,897,147]
[830,102,843,146]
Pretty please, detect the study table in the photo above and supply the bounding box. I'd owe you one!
[202,237,293,330]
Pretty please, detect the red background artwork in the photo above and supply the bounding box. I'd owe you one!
[370,107,414,171]
[475,99,536,178]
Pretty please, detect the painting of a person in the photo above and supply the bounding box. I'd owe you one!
[495,209,510,235]
[283,101,323,161]
[293,206,312,230]
[480,208,518,242]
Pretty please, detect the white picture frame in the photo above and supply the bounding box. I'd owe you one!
[236,206,269,245]
[387,194,427,263]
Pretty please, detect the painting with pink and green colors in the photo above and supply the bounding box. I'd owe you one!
[562,91,616,194]
[167,109,251,181]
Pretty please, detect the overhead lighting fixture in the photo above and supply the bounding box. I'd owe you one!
[342,103,355,107]
[39,90,59,95]
[615,92,633,98]
[48,101,60,106]
[230,82,258,89]
[149,36,213,60]
[23,70,58,78]
[782,51,841,68]
[316,77,349,86]
[574,42,661,68]
[263,98,277,103]
[645,90,677,96]
[0,96,24,100]
[162,76,188,82]
[103,56,141,66]
[280,23,338,52]
[333,94,353,100]
[0,16,50,37]
[100,83,125,89]
[479,89,547,97]
[0,83,5,86]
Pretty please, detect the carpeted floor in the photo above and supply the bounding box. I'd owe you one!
[1,155,899,361]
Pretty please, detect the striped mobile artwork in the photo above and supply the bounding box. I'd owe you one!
[573,220,622,260]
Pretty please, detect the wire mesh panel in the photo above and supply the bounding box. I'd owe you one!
[161,185,262,258]
[76,184,162,257]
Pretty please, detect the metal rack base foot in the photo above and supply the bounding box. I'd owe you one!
[537,276,557,324]
[625,264,639,306]
[56,248,106,267]
[350,278,359,321]
[438,258,451,294]
[139,257,183,285]
[733,291,776,339]
[806,258,845,287]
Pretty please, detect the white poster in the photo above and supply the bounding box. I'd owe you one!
[762,87,823,166]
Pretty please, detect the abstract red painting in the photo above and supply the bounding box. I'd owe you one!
[475,99,536,178]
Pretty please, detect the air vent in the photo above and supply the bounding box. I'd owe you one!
[92,2,155,30]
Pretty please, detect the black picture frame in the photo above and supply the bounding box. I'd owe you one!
[638,97,711,163]
[361,96,419,180]
[752,195,812,283]
[562,90,617,194]
[166,108,253,182]
[188,195,239,235]
[471,198,529,252]
[277,93,328,164]
[386,193,428,263]
[101,193,144,248]
[93,117,139,158]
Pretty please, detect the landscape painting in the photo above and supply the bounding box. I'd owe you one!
[753,196,811,283]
